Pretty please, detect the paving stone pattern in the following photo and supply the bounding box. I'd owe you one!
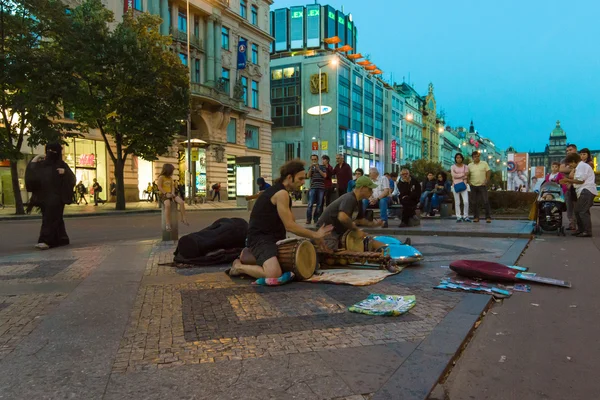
[113,238,505,374]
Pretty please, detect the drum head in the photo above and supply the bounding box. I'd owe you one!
[344,230,365,252]
[294,240,317,279]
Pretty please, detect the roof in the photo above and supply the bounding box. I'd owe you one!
[550,120,566,138]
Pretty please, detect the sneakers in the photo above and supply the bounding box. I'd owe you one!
[486,218,492,223]
[473,218,480,223]
[35,243,49,250]
[463,217,472,222]
[382,221,388,228]
[305,220,312,225]
[456,217,463,223]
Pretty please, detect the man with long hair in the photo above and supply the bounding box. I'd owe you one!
[229,159,332,278]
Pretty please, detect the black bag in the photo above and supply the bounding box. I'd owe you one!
[97,185,103,193]
[212,184,218,190]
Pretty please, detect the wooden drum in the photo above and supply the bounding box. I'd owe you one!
[340,230,367,252]
[277,239,317,280]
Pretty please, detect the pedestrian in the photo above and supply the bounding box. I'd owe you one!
[420,172,437,215]
[333,154,352,197]
[362,167,391,228]
[397,168,422,227]
[306,154,327,224]
[152,181,159,203]
[76,181,88,205]
[468,151,492,223]
[109,178,116,201]
[257,177,271,191]
[228,159,333,278]
[25,143,76,250]
[322,155,334,206]
[560,144,578,231]
[544,162,567,194]
[451,153,471,222]
[430,171,452,217]
[560,153,597,237]
[579,148,594,169]
[211,182,221,201]
[92,178,106,206]
[157,163,188,231]
[347,168,364,192]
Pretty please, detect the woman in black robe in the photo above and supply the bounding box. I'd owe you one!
[25,143,76,250]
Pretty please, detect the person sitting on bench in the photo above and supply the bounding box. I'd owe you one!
[397,168,422,227]
[229,160,333,279]
[361,168,391,228]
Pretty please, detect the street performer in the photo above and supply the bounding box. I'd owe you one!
[316,176,384,251]
[229,159,333,278]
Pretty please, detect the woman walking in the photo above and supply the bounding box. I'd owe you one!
[25,143,76,250]
[450,153,471,222]
[157,164,188,231]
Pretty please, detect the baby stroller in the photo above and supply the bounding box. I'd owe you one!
[533,182,565,236]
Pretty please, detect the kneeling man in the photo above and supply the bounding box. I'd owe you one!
[229,159,332,278]
[316,176,384,251]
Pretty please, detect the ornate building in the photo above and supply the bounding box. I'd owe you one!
[421,83,442,162]
[395,82,423,164]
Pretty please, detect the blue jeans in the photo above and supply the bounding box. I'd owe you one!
[362,198,389,222]
[306,188,325,222]
[420,191,433,212]
[431,193,447,210]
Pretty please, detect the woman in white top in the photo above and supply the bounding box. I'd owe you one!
[450,153,471,222]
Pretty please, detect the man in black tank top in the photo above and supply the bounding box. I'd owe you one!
[229,159,333,279]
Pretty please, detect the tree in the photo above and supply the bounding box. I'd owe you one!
[61,0,189,210]
[0,0,75,214]
[405,159,445,182]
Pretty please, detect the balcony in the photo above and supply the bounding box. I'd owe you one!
[169,28,203,51]
[190,82,244,111]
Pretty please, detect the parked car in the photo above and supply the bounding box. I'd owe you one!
[595,186,600,204]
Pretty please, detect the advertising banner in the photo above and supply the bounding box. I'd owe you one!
[237,39,247,70]
[507,153,529,191]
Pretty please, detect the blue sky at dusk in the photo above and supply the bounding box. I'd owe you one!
[271,0,600,152]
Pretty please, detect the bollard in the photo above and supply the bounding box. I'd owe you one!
[161,202,179,241]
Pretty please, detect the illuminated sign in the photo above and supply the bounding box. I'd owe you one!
[307,9,319,17]
[391,140,397,163]
[291,11,303,18]
[328,11,335,19]
[236,166,253,196]
[307,105,332,116]
[338,16,345,24]
[78,154,95,167]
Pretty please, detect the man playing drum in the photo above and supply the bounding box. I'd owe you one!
[316,176,384,252]
[229,159,333,279]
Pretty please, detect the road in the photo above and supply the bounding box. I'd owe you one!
[0,208,308,256]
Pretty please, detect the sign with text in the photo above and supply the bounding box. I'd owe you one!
[312,141,319,151]
[237,39,247,70]
[321,141,328,150]
[391,140,397,163]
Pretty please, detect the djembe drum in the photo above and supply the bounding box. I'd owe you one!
[276,238,317,280]
[340,230,387,253]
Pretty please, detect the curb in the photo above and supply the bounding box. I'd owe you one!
[373,237,531,399]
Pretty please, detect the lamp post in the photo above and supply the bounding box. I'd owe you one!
[317,57,338,156]
[185,0,193,204]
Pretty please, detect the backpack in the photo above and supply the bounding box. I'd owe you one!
[212,183,218,190]
[97,185,103,193]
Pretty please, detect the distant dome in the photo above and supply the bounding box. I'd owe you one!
[550,120,566,138]
[506,146,516,153]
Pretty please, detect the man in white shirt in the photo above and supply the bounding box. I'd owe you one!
[362,167,390,228]
[560,153,597,237]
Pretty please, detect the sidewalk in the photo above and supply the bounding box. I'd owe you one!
[439,208,600,399]
[0,226,529,399]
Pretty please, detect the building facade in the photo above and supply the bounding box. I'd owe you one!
[395,83,423,164]
[0,0,275,206]
[269,4,394,179]
[529,120,599,172]
[421,83,442,162]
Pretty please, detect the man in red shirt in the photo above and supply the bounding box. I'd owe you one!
[333,153,353,196]
[322,155,334,206]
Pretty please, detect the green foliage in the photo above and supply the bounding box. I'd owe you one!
[405,159,445,182]
[61,0,190,209]
[0,0,77,214]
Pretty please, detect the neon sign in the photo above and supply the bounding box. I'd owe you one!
[291,11,303,18]
[307,9,319,17]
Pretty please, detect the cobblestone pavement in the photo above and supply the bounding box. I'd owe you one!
[113,236,516,374]
[0,246,110,360]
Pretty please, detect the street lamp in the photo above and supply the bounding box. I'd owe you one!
[185,0,192,204]
[316,57,338,156]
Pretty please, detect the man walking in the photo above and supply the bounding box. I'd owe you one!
[560,153,597,237]
[362,167,390,228]
[92,178,106,206]
[560,143,578,230]
[397,168,421,227]
[468,151,492,223]
[333,154,352,197]
[306,154,327,224]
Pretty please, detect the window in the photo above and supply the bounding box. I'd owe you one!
[194,17,199,37]
[245,124,259,149]
[134,0,142,11]
[194,59,200,83]
[251,5,258,25]
[227,118,237,143]
[251,80,259,109]
[241,76,248,106]
[240,0,247,19]
[221,26,229,50]
[271,69,282,80]
[222,68,230,93]
[251,44,258,64]
[178,9,187,32]
[179,53,187,65]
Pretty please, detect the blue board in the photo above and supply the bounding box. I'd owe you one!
[373,236,423,265]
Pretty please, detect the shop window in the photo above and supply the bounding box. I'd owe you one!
[245,125,259,149]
